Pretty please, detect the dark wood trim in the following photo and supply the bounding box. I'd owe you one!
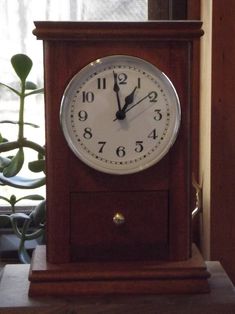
[170,0,188,20]
[33,21,203,41]
[148,0,170,20]
[187,0,201,19]
[29,245,210,296]
[148,0,187,20]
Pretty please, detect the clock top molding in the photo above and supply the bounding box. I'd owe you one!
[33,21,203,41]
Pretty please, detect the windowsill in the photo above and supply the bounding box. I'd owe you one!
[0,205,38,215]
[0,231,42,261]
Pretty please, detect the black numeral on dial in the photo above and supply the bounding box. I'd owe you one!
[98,141,106,153]
[83,127,92,139]
[82,91,94,103]
[116,146,126,157]
[118,73,128,85]
[148,129,158,140]
[78,110,88,121]
[154,109,162,121]
[135,141,144,153]
[97,78,106,89]
[148,91,158,102]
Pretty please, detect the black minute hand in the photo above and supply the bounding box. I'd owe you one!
[113,91,154,121]
[125,91,154,113]
[113,71,122,111]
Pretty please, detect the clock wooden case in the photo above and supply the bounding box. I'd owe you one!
[29,21,209,295]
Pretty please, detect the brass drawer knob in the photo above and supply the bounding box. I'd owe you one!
[113,212,125,226]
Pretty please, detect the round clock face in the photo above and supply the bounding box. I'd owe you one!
[60,55,181,175]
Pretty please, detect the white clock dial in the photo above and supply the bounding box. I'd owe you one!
[60,55,181,175]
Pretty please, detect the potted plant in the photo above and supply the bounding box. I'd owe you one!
[0,54,46,263]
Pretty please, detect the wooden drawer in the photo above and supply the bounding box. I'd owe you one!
[70,191,168,262]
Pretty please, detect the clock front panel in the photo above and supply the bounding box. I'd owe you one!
[44,35,191,263]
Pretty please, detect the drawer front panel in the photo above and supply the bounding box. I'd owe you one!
[71,191,168,261]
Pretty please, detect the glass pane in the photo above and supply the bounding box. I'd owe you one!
[78,0,148,21]
[0,0,147,206]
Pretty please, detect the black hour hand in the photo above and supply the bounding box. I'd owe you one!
[115,86,137,120]
[122,86,137,112]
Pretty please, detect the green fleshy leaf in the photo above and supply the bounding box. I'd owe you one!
[28,159,45,173]
[11,54,32,82]
[25,88,44,97]
[10,194,17,205]
[0,133,8,144]
[0,173,46,189]
[0,156,11,169]
[0,134,8,143]
[10,212,30,221]
[0,120,18,125]
[38,153,43,160]
[0,82,20,96]
[0,120,39,128]
[0,196,11,204]
[17,194,44,203]
[30,200,46,226]
[25,81,37,90]
[3,148,24,177]
[24,122,40,128]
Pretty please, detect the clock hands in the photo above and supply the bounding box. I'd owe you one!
[113,71,122,112]
[114,91,156,121]
[115,86,137,120]
[124,91,155,114]
[122,86,138,112]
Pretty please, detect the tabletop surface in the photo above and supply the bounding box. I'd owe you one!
[0,261,235,314]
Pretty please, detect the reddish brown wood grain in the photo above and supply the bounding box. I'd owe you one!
[210,1,235,283]
[33,21,203,41]
[34,22,202,263]
[70,191,168,261]
[29,245,210,296]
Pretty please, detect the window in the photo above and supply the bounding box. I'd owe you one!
[0,0,189,207]
[0,0,148,207]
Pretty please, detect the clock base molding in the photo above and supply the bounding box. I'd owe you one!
[28,244,210,296]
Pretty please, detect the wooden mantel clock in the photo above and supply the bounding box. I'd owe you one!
[29,21,210,296]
